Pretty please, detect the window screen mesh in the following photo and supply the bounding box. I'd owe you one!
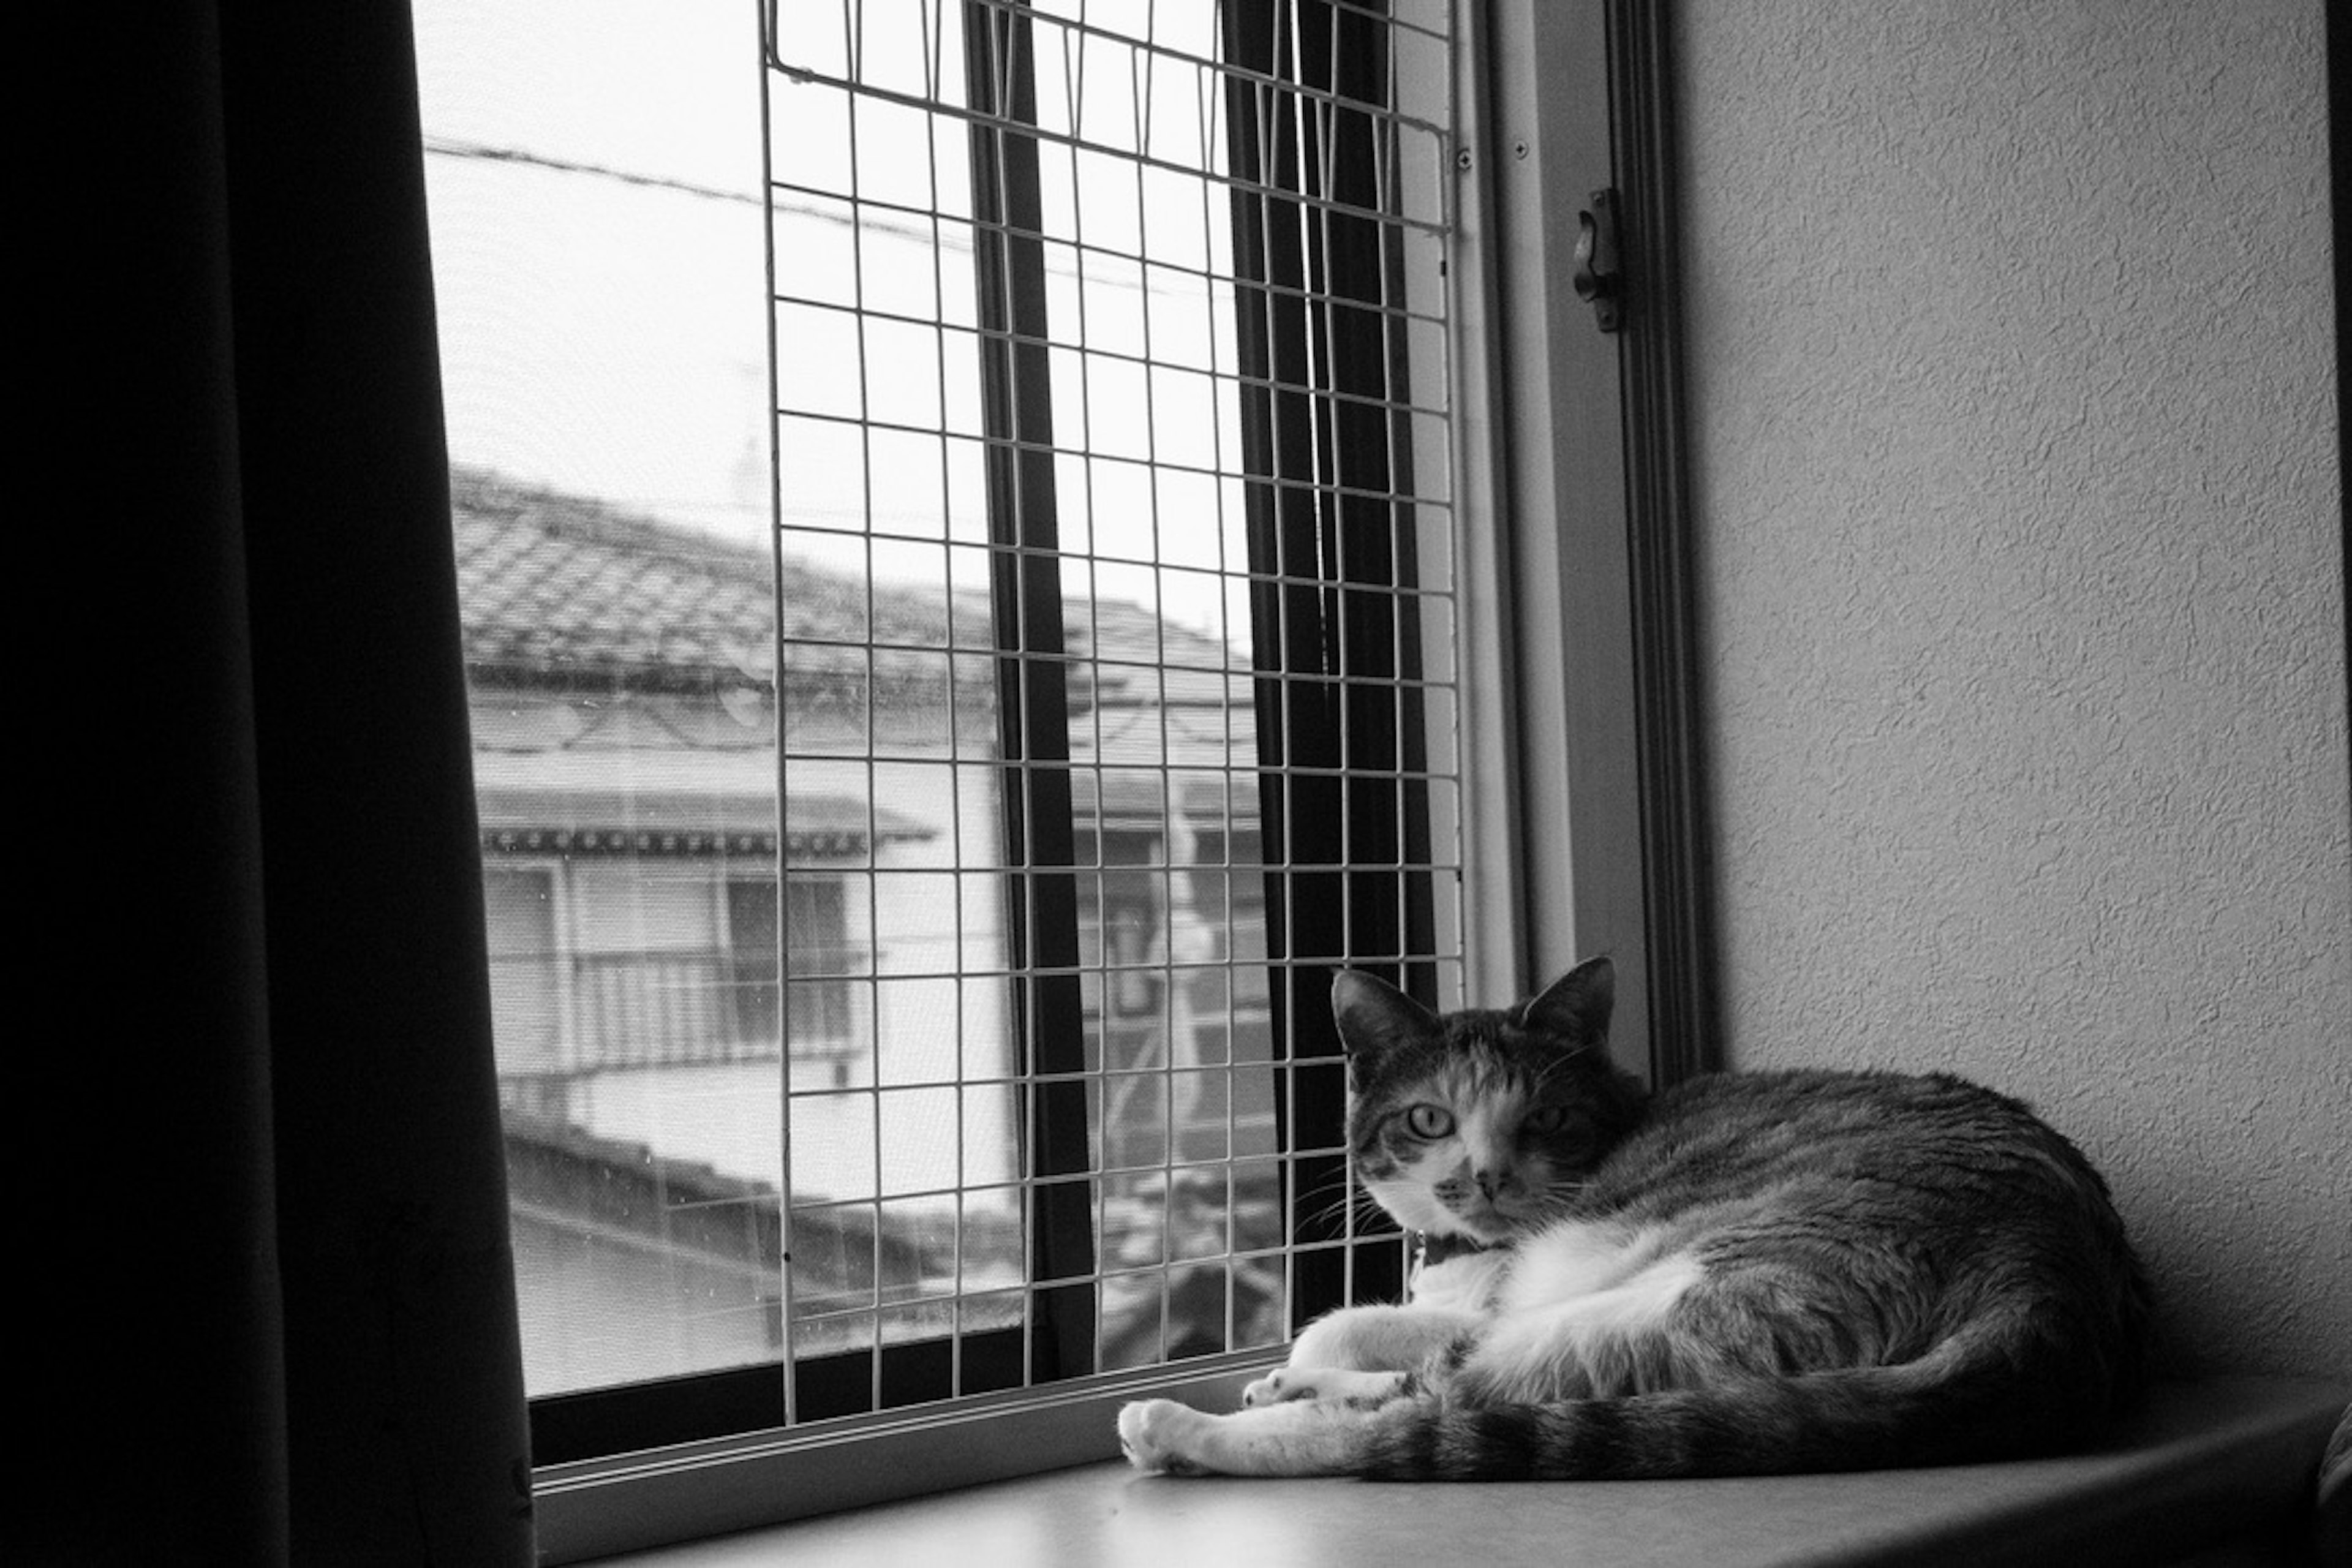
[442,0,1461,1422]
[762,0,1461,1422]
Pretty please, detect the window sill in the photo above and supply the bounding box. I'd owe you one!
[575,1376,2345,1567]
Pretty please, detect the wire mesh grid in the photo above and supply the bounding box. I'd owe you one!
[761,0,1461,1423]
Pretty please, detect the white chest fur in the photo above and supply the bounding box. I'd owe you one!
[1503,1218,1687,1306]
[1412,1218,1698,1317]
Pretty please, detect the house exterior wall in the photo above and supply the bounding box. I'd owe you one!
[459,510,1283,1387]
[1676,0,2348,1376]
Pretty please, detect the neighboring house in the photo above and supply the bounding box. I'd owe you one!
[451,466,1282,1388]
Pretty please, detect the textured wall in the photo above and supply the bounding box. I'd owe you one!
[1676,0,2348,1375]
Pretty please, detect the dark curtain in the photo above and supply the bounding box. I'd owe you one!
[29,4,532,1563]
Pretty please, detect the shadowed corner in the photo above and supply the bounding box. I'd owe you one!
[2316,1400,2350,1564]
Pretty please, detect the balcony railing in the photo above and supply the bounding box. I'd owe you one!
[486,948,857,1080]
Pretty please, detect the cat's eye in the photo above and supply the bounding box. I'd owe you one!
[1523,1104,1570,1135]
[1403,1104,1454,1139]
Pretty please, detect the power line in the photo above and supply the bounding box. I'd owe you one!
[420,134,938,247]
[421,135,1206,297]
[423,134,764,207]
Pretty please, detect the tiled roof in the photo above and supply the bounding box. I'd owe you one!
[451,466,1242,690]
[456,466,799,687]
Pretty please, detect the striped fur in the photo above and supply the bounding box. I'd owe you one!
[1118,957,2152,1479]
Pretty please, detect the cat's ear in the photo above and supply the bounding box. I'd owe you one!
[1520,956,1613,1045]
[1331,970,1441,1065]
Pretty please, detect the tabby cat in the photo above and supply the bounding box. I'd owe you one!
[1118,957,2150,1479]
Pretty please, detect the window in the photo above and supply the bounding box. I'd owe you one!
[421,0,1694,1558]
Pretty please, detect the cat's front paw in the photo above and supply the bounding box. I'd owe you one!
[1241,1368,1318,1407]
[1246,1366,1411,1409]
[1118,1398,1215,1476]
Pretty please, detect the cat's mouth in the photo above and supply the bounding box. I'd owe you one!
[1446,1184,1583,1241]
[1445,1199,1529,1242]
[1366,1173,1558,1243]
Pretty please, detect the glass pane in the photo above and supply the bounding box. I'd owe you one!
[419,0,789,1396]
[423,0,1460,1425]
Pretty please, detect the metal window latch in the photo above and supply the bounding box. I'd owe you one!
[1573,188,1623,333]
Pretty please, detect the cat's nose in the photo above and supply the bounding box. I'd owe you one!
[1474,1169,1504,1200]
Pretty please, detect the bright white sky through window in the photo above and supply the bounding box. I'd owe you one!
[415,0,771,540]
[413,0,1235,644]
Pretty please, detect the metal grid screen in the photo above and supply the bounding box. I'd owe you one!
[761,0,1460,1423]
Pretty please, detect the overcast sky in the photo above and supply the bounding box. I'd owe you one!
[415,0,772,541]
[413,0,1244,646]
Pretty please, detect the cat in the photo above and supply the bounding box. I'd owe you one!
[1118,956,2151,1479]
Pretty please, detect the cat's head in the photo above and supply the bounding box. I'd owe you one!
[1332,957,1647,1245]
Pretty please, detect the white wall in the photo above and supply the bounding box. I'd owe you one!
[1677,0,2348,1376]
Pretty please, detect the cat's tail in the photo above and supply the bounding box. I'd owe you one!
[1357,1309,2141,1480]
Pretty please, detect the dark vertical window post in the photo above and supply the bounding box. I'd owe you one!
[964,0,1098,1381]
[1224,0,1417,1325]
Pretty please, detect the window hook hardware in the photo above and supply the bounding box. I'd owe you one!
[1574,188,1623,333]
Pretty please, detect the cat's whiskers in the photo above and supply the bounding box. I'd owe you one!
[1295,1173,1394,1239]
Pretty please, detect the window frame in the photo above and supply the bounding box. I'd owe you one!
[526,0,1704,1557]
[1449,0,1707,1081]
